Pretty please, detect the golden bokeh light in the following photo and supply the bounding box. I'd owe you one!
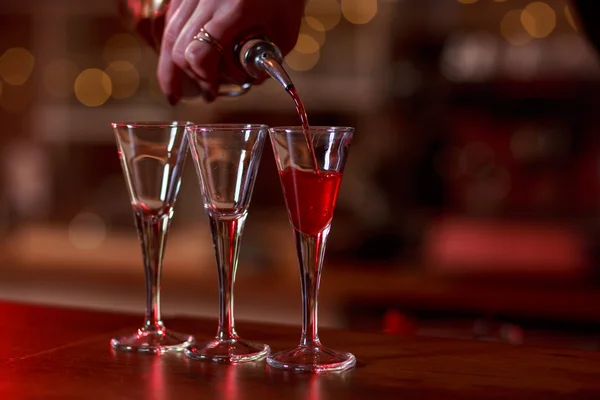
[302,17,326,46]
[68,212,107,250]
[305,16,326,33]
[294,34,320,55]
[501,9,533,46]
[44,59,79,99]
[74,68,112,107]
[341,0,378,25]
[0,47,35,86]
[105,61,140,99]
[285,49,320,72]
[0,81,34,114]
[564,5,578,32]
[521,2,556,39]
[304,0,341,31]
[103,33,142,65]
[458,0,479,4]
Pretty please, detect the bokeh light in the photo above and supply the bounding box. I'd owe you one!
[304,0,341,31]
[441,32,498,82]
[68,212,107,250]
[501,9,533,46]
[502,42,542,80]
[285,49,320,72]
[305,16,326,33]
[294,34,320,55]
[550,34,589,72]
[102,33,142,65]
[521,2,556,39]
[105,61,140,99]
[0,47,35,86]
[74,68,112,107]
[301,17,326,46]
[44,59,79,99]
[341,0,378,25]
[285,28,323,72]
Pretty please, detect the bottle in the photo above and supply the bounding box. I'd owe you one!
[116,0,294,97]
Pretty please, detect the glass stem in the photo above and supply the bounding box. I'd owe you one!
[209,212,247,341]
[295,225,331,347]
[134,211,172,332]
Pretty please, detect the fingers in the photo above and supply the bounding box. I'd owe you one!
[175,9,251,100]
[202,7,253,86]
[182,41,220,101]
[181,40,220,101]
[173,4,220,101]
[158,0,302,104]
[158,0,206,104]
[164,0,182,21]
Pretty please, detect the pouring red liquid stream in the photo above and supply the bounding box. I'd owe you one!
[283,86,342,236]
[287,86,319,174]
[281,88,341,236]
[125,5,318,174]
[287,86,310,131]
[126,6,322,180]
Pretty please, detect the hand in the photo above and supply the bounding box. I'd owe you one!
[158,0,304,105]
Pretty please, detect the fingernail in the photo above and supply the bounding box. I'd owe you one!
[167,94,178,106]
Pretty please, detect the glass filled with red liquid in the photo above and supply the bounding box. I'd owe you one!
[267,126,355,373]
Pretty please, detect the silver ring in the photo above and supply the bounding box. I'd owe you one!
[192,28,224,52]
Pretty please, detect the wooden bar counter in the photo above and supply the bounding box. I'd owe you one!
[0,301,599,399]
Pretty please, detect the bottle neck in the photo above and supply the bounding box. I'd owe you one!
[238,38,294,91]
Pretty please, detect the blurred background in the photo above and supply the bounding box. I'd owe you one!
[1,0,600,349]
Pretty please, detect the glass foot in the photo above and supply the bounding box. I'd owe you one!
[184,337,269,363]
[111,328,195,354]
[267,345,356,373]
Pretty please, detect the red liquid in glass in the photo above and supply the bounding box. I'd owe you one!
[279,167,342,236]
